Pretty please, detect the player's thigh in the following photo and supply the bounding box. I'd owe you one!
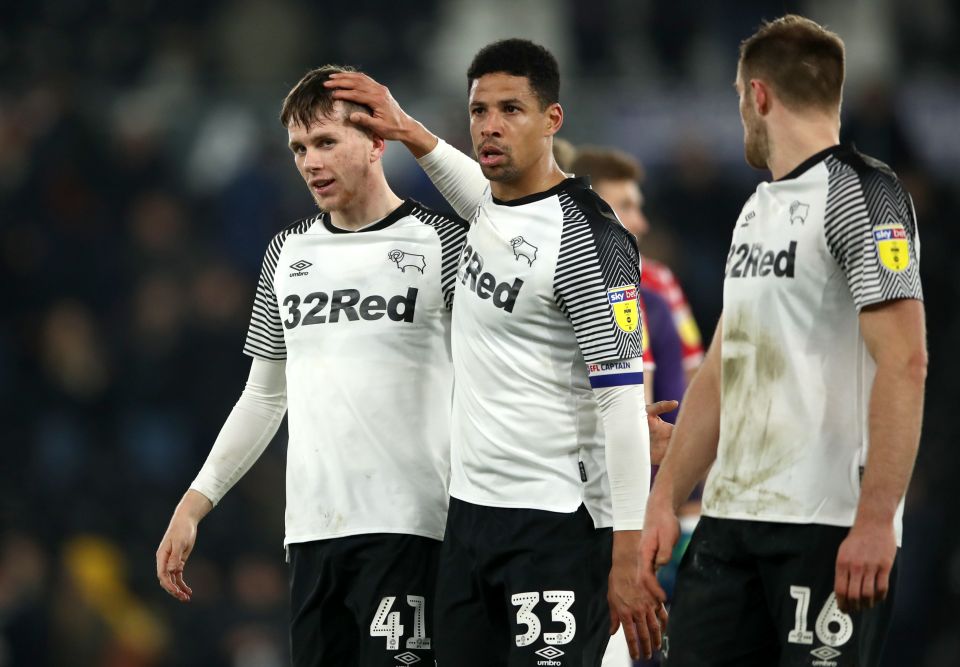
[434,503,506,667]
[756,523,899,667]
[663,517,778,667]
[347,534,442,667]
[502,509,612,667]
[288,541,358,667]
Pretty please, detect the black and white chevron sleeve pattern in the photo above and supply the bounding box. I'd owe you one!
[554,191,644,364]
[243,217,316,360]
[410,204,469,310]
[824,156,922,311]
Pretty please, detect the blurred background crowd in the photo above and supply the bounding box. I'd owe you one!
[1,0,958,665]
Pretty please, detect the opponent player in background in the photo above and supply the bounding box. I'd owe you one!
[155,65,468,666]
[571,147,690,415]
[571,147,702,385]
[329,39,670,663]
[640,15,926,665]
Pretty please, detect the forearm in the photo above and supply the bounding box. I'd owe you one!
[596,382,651,531]
[857,360,926,525]
[189,358,287,506]
[854,298,927,527]
[416,139,489,220]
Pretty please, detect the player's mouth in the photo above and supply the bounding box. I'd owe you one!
[478,144,507,167]
[310,178,336,196]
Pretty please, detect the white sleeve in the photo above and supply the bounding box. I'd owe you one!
[189,358,287,506]
[594,382,651,531]
[416,138,489,220]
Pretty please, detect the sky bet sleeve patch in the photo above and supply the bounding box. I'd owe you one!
[873,223,910,273]
[607,284,640,333]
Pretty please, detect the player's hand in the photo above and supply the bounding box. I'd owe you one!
[646,400,678,465]
[156,513,198,603]
[608,530,668,660]
[834,519,896,613]
[325,73,419,142]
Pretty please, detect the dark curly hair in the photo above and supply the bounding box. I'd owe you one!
[466,39,560,109]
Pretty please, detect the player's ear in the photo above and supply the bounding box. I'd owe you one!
[751,79,772,116]
[544,102,563,137]
[369,132,386,163]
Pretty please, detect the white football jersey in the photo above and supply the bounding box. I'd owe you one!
[244,200,468,545]
[702,145,923,543]
[448,178,645,527]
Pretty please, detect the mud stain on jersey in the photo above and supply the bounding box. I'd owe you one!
[708,307,797,514]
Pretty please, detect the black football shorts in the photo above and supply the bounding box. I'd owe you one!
[288,532,441,667]
[434,498,613,666]
[663,517,898,667]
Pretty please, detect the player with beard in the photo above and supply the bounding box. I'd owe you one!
[328,40,671,663]
[155,65,470,666]
[638,16,926,665]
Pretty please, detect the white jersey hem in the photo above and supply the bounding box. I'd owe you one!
[700,508,903,546]
[450,490,583,515]
[284,525,445,547]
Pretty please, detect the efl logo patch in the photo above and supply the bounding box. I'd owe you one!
[873,224,910,272]
[607,285,639,333]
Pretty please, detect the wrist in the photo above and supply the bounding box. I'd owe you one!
[177,489,213,523]
[611,529,643,562]
[853,488,898,528]
[402,120,439,159]
[647,479,679,516]
[853,507,896,530]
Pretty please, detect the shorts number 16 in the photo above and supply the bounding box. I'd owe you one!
[788,587,853,647]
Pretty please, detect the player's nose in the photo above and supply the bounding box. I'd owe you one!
[480,111,503,137]
[303,147,324,171]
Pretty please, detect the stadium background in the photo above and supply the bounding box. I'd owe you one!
[1,0,958,664]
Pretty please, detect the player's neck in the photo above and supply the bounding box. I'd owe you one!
[329,180,404,231]
[766,116,840,181]
[490,157,567,203]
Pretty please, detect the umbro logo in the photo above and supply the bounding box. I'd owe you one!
[510,236,538,266]
[393,652,420,665]
[289,259,312,277]
[387,249,426,273]
[810,645,841,666]
[535,646,564,665]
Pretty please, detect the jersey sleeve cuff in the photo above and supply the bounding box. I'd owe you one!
[415,138,452,170]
